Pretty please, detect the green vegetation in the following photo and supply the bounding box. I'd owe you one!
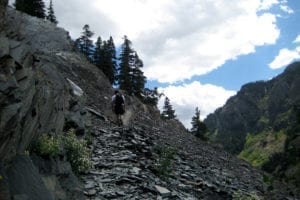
[190,107,208,140]
[232,190,263,200]
[36,134,60,157]
[238,130,286,167]
[152,144,177,177]
[35,129,92,175]
[208,129,218,142]
[161,97,177,120]
[258,116,269,126]
[15,0,46,19]
[61,129,92,175]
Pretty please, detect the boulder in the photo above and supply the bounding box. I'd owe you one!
[7,155,54,200]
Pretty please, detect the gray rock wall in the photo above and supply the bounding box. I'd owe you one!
[0,7,92,163]
[0,39,69,161]
[0,7,93,200]
[0,0,8,28]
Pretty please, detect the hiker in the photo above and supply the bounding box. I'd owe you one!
[111,90,125,126]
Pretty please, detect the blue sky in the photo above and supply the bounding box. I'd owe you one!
[9,0,300,128]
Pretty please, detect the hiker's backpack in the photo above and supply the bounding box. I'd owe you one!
[114,94,125,114]
[115,94,124,106]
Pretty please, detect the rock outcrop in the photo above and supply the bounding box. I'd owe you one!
[0,6,111,199]
[0,0,8,28]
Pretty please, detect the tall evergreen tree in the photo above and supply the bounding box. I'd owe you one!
[93,36,103,67]
[190,107,207,139]
[46,0,58,24]
[131,52,146,96]
[118,35,134,93]
[118,36,146,95]
[76,24,94,60]
[15,0,46,19]
[93,36,117,85]
[102,37,117,84]
[161,97,176,120]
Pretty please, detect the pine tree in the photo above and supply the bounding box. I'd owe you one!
[15,0,46,19]
[93,36,103,67]
[93,36,117,85]
[161,97,176,120]
[190,107,207,139]
[76,24,94,60]
[141,87,163,106]
[131,52,146,96]
[118,36,146,95]
[46,0,58,24]
[118,35,134,93]
[102,37,117,84]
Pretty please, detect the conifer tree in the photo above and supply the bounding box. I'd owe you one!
[93,36,117,85]
[76,24,94,60]
[141,87,163,106]
[93,36,103,67]
[102,36,117,84]
[131,52,146,96]
[161,97,176,120]
[118,35,134,93]
[46,0,58,24]
[118,36,146,95]
[15,0,46,19]
[190,107,207,139]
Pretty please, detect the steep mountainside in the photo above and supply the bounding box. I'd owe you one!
[0,3,299,200]
[205,62,300,186]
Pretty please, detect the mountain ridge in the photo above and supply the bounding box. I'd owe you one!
[205,61,300,187]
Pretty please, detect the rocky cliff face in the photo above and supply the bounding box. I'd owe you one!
[0,6,113,200]
[0,0,7,27]
[0,5,299,200]
[205,62,300,154]
[1,7,93,162]
[205,62,300,187]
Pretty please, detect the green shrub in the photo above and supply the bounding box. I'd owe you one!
[232,190,263,200]
[36,134,60,157]
[61,129,92,175]
[152,144,177,177]
[238,130,286,167]
[35,130,92,175]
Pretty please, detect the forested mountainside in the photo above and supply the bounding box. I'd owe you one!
[205,61,300,186]
[0,1,299,199]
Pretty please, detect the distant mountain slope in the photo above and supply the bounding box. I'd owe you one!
[204,62,300,185]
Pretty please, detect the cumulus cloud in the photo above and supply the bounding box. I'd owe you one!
[139,0,281,83]
[158,81,236,128]
[294,35,300,43]
[269,35,300,69]
[269,48,300,69]
[24,0,286,83]
[258,0,279,11]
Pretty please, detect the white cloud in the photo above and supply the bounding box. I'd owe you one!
[258,0,279,11]
[269,35,300,69]
[269,48,300,69]
[36,0,284,83]
[158,81,236,128]
[280,5,294,14]
[294,35,300,43]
